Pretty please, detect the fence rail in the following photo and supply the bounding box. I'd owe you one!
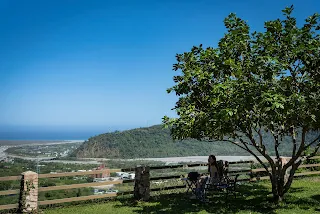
[252,163,320,172]
[0,204,18,211]
[0,169,123,181]
[0,157,319,211]
[309,156,320,160]
[0,189,19,196]
[39,180,123,192]
[0,175,21,181]
[39,169,121,178]
[38,192,118,206]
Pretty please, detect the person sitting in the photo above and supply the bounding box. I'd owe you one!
[208,154,220,181]
[193,155,220,200]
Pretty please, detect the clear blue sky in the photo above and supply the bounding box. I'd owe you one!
[0,0,319,134]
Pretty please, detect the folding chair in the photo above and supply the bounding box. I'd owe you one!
[199,161,240,202]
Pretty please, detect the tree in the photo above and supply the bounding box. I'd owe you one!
[163,6,320,202]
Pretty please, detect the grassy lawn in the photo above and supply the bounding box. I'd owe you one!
[43,177,320,214]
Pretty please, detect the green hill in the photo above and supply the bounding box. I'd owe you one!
[71,125,314,159]
[70,125,253,159]
[71,125,320,159]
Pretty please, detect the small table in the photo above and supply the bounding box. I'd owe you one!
[181,178,198,194]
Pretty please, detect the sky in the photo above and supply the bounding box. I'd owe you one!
[0,0,319,138]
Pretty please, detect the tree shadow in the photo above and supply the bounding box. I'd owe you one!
[311,194,320,202]
[287,186,305,194]
[314,195,320,212]
[279,194,320,212]
[116,183,280,214]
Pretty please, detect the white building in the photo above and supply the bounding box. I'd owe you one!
[120,172,135,180]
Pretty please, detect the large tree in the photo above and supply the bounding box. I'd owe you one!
[163,6,320,202]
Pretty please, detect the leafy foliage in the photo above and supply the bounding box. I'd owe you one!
[163,5,320,201]
[164,6,320,143]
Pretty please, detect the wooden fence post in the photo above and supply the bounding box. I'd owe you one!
[19,171,38,213]
[134,166,150,201]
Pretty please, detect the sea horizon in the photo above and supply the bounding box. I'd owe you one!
[0,124,155,141]
[0,131,96,141]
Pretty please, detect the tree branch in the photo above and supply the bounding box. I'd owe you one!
[274,134,280,161]
[222,137,270,174]
[258,128,263,148]
[283,160,302,194]
[288,66,298,88]
[304,142,320,160]
[290,126,297,157]
[215,139,248,151]
[246,131,274,164]
[239,138,270,173]
[284,127,307,171]
[253,127,263,148]
[244,128,278,178]
[304,133,320,149]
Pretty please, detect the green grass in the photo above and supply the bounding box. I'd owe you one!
[43,177,320,214]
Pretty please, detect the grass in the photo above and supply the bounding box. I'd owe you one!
[42,177,320,214]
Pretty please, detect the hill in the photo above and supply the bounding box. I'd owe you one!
[71,125,252,158]
[70,125,308,159]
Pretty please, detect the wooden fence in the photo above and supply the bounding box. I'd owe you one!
[0,156,319,211]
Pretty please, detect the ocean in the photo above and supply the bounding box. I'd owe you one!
[0,130,99,140]
[0,125,136,140]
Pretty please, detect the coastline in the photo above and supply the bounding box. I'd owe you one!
[0,140,84,146]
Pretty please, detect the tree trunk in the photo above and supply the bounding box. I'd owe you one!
[270,173,284,202]
[270,166,295,203]
[273,194,284,202]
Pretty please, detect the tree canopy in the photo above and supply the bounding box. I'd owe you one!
[164,6,320,201]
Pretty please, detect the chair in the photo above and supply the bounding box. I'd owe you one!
[181,172,199,194]
[199,160,240,202]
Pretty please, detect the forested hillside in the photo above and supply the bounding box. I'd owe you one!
[70,125,318,159]
[71,125,249,158]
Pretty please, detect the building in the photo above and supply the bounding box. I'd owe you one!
[92,164,110,178]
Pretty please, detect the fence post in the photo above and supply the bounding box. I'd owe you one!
[18,171,38,213]
[134,165,150,201]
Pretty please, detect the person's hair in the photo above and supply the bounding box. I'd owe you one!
[207,155,217,173]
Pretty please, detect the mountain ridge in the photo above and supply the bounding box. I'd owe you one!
[71,125,253,158]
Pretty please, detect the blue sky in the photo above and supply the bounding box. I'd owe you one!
[0,0,319,135]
